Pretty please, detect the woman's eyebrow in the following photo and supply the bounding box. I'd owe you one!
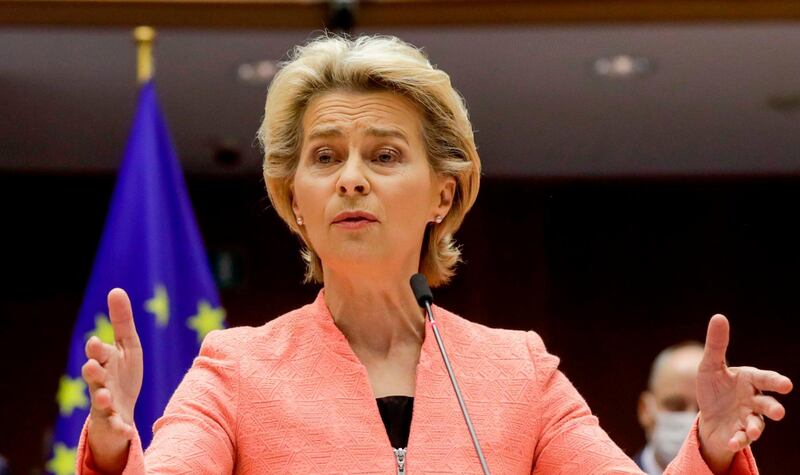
[307,125,410,144]
[365,126,409,144]
[307,125,344,141]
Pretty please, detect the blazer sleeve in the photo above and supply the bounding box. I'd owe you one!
[526,331,757,475]
[76,329,239,475]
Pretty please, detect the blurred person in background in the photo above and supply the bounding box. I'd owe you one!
[635,342,705,474]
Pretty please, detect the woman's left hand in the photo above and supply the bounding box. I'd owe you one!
[696,314,793,474]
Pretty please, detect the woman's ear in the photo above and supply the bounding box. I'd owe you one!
[436,176,456,216]
[290,183,300,216]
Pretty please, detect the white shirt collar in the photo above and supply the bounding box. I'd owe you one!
[641,443,664,475]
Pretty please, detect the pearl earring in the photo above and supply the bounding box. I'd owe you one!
[434,215,443,224]
[296,217,304,226]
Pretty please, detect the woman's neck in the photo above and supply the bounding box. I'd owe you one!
[322,267,426,359]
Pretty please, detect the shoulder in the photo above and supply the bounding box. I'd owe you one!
[435,305,556,369]
[198,302,319,360]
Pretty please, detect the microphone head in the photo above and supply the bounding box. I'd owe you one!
[410,273,434,307]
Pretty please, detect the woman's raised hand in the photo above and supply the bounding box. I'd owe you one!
[82,288,144,473]
[696,314,793,474]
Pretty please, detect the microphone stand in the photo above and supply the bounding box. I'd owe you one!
[411,274,491,475]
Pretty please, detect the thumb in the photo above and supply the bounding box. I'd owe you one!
[701,314,729,371]
[107,288,141,349]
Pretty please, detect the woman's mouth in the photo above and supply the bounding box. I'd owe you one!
[332,211,378,229]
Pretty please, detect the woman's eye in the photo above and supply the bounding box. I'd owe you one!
[315,151,334,164]
[375,150,398,163]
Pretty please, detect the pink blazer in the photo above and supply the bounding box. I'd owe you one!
[77,290,757,474]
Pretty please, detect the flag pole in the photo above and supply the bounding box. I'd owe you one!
[134,26,156,84]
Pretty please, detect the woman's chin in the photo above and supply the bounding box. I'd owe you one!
[327,248,388,265]
[322,247,407,275]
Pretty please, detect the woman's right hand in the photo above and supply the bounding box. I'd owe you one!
[82,288,144,473]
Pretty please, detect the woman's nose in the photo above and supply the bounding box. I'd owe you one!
[336,154,371,196]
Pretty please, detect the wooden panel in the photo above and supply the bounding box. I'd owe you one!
[1,0,799,28]
[0,1,329,28]
[361,0,800,26]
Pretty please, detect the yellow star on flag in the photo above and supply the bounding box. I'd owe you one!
[56,375,88,416]
[187,300,226,343]
[85,313,115,344]
[47,442,77,475]
[145,284,169,327]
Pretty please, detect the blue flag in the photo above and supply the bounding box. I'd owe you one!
[48,81,225,475]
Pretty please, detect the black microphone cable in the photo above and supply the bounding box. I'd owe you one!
[409,273,491,475]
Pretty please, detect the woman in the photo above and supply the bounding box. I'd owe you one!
[78,35,792,474]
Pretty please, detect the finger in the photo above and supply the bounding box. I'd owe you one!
[91,387,114,413]
[108,414,136,440]
[81,359,107,390]
[728,430,749,451]
[701,314,729,371]
[745,413,765,442]
[752,394,786,421]
[90,398,135,441]
[107,288,141,349]
[85,336,113,365]
[743,368,794,395]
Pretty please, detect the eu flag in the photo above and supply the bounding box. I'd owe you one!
[48,81,225,475]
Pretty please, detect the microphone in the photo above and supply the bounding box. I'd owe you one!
[409,273,491,475]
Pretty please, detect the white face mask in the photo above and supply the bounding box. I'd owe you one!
[651,410,697,466]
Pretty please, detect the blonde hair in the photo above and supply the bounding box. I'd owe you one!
[257,34,481,287]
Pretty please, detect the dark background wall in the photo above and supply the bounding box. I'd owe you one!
[1,173,797,473]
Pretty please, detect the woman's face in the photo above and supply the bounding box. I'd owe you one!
[291,90,455,280]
